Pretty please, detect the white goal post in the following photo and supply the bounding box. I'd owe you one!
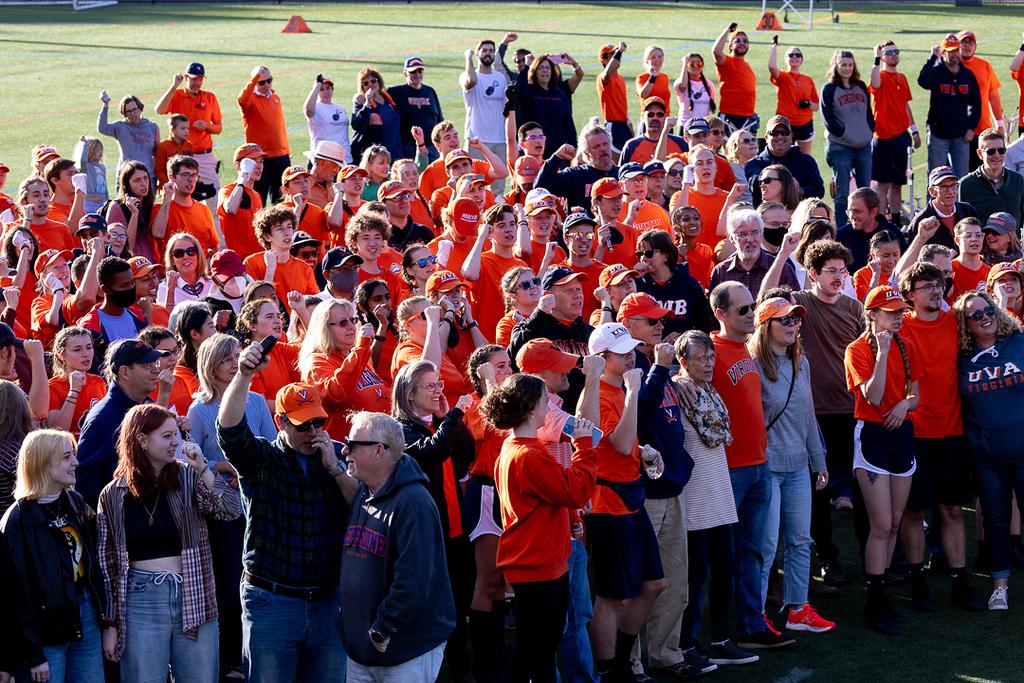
[0,0,117,10]
[760,0,837,29]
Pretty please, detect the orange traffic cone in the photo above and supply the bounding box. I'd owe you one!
[283,15,312,33]
[755,11,782,31]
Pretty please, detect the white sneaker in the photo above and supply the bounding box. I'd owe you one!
[988,586,1009,611]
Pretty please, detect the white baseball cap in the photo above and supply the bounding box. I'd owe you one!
[588,323,642,355]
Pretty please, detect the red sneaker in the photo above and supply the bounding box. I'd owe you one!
[762,611,781,636]
[786,603,836,633]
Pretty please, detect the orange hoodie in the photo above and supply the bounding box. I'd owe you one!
[302,339,391,439]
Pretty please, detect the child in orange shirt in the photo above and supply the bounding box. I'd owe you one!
[852,230,902,302]
[155,115,194,189]
[243,204,319,305]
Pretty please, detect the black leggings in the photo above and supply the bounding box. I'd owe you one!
[508,573,569,683]
[680,524,734,648]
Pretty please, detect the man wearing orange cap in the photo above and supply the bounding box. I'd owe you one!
[238,66,291,204]
[713,23,758,135]
[515,189,567,275]
[151,154,221,257]
[592,263,639,326]
[218,144,267,258]
[217,343,354,682]
[461,203,529,341]
[597,42,632,156]
[378,180,435,251]
[428,196,481,279]
[504,155,541,207]
[591,177,640,270]
[280,166,330,245]
[956,31,1005,172]
[621,97,687,165]
[429,146,499,218]
[326,165,369,245]
[918,35,982,177]
[128,255,170,327]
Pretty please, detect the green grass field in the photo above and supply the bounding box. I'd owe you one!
[3,3,1024,680]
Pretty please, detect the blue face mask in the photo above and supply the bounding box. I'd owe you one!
[328,268,358,293]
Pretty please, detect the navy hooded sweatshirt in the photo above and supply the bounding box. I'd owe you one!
[634,354,695,499]
[338,455,455,667]
[958,331,1024,466]
[636,263,716,338]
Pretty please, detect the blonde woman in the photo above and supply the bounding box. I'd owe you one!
[157,232,212,308]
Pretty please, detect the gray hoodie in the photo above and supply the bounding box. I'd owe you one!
[820,81,874,150]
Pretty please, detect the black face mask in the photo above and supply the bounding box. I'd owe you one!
[107,287,137,308]
[944,277,955,298]
[763,226,788,247]
[328,269,358,294]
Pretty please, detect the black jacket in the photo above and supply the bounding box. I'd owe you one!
[917,57,981,140]
[507,309,593,412]
[0,490,107,668]
[399,410,475,540]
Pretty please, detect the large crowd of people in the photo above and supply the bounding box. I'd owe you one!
[0,18,1024,683]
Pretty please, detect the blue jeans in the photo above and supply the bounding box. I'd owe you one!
[39,590,103,683]
[121,569,219,682]
[240,580,346,682]
[558,538,596,683]
[825,140,872,226]
[927,132,970,178]
[729,462,773,635]
[347,641,445,682]
[760,470,813,607]
[973,460,1024,580]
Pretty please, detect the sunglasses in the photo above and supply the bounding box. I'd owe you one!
[258,78,273,86]
[636,249,656,259]
[294,417,327,432]
[517,277,542,291]
[735,304,754,316]
[172,246,198,259]
[968,305,997,321]
[413,255,438,268]
[336,316,361,328]
[768,130,791,138]
[984,147,1007,156]
[787,53,803,59]
[634,316,664,326]
[341,437,386,451]
[740,137,757,144]
[386,191,412,201]
[667,169,684,177]
[774,313,803,326]
[568,231,595,241]
[759,176,779,184]
[883,49,901,56]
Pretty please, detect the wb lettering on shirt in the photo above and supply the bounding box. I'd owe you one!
[655,298,688,317]
[726,357,758,386]
[344,525,387,558]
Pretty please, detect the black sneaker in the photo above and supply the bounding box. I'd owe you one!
[820,561,849,587]
[865,603,901,636]
[708,640,759,665]
[734,629,796,650]
[652,657,717,680]
[951,578,986,612]
[910,576,935,612]
[683,647,718,674]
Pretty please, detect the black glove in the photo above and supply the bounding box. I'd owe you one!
[772,35,779,45]
[502,84,518,118]
[728,22,738,32]
[798,99,811,110]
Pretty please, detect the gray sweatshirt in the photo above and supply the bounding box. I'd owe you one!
[758,353,826,473]
[820,82,874,150]
[97,106,160,177]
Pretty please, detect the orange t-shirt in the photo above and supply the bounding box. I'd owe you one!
[495,311,521,347]
[48,373,107,437]
[670,153,737,193]
[167,88,222,151]
[961,56,1001,134]
[428,234,477,280]
[771,70,818,126]
[852,266,893,302]
[244,252,319,304]
[684,241,714,290]
[391,340,474,409]
[429,186,496,220]
[618,200,671,234]
[251,341,300,403]
[418,159,495,204]
[635,72,672,116]
[470,250,528,344]
[520,239,568,276]
[678,187,728,250]
[410,193,435,229]
[464,395,508,480]
[845,333,919,424]
[48,202,71,227]
[559,259,607,322]
[594,379,641,515]
[0,271,36,332]
[716,55,757,117]
[357,261,407,305]
[868,70,912,140]
[152,201,219,257]
[624,137,686,165]
[31,293,85,349]
[949,259,990,303]
[598,221,641,270]
[302,342,392,440]
[323,197,362,249]
[597,73,629,122]
[155,364,200,416]
[217,183,264,258]
[29,219,75,252]
[154,139,194,188]
[282,200,331,245]
[711,332,767,469]
[237,78,290,158]
[899,310,962,438]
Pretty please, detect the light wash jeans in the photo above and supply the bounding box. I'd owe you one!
[346,641,445,682]
[759,470,814,608]
[39,590,104,683]
[121,569,218,682]
[927,132,970,178]
[558,538,597,683]
[729,462,773,636]
[241,580,346,683]
[825,139,872,227]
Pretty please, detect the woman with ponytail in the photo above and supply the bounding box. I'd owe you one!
[674,53,717,123]
[843,285,919,636]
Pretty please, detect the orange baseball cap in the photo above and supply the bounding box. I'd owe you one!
[956,30,976,42]
[337,164,369,181]
[864,286,910,311]
[444,149,473,168]
[281,165,312,185]
[524,189,559,216]
[378,180,410,201]
[514,155,542,184]
[618,292,674,320]
[516,338,579,374]
[451,197,480,237]
[32,145,59,167]
[426,269,465,294]
[987,262,1024,289]
[33,249,73,278]
[940,36,961,52]
[591,177,626,199]
[599,44,617,61]
[642,96,667,112]
[455,173,486,195]
[599,263,639,288]
[233,143,267,164]
[128,256,165,278]
[275,382,328,425]
[755,297,805,326]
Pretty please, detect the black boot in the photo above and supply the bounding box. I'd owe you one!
[909,563,935,612]
[865,574,901,636]
[468,606,506,683]
[950,570,985,612]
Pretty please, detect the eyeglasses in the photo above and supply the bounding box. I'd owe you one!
[516,277,542,291]
[257,78,273,86]
[523,134,546,141]
[335,316,361,327]
[819,266,849,277]
[635,249,656,259]
[709,129,725,136]
[734,304,754,316]
[172,246,198,259]
[883,49,901,56]
[296,249,319,258]
[413,255,438,268]
[732,38,749,44]
[913,281,944,293]
[733,230,762,241]
[767,130,791,138]
[417,380,445,392]
[968,305,997,321]
[764,221,791,230]
[294,417,327,432]
[740,137,757,144]
[759,176,779,184]
[984,147,1007,156]
[341,437,387,451]
[774,313,803,326]
[567,231,595,241]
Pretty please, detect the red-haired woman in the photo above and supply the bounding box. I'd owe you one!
[97,404,241,680]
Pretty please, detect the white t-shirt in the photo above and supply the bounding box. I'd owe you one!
[463,69,507,144]
[307,101,352,163]
[676,76,715,121]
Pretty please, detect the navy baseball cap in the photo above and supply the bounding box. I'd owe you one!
[644,161,666,176]
[984,212,1017,236]
[562,211,598,232]
[108,339,168,375]
[76,212,107,235]
[186,62,206,77]
[618,162,645,181]
[684,117,710,134]
[928,165,958,186]
[542,265,589,291]
[321,246,363,271]
[404,57,425,71]
[290,231,323,252]
[0,323,23,350]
